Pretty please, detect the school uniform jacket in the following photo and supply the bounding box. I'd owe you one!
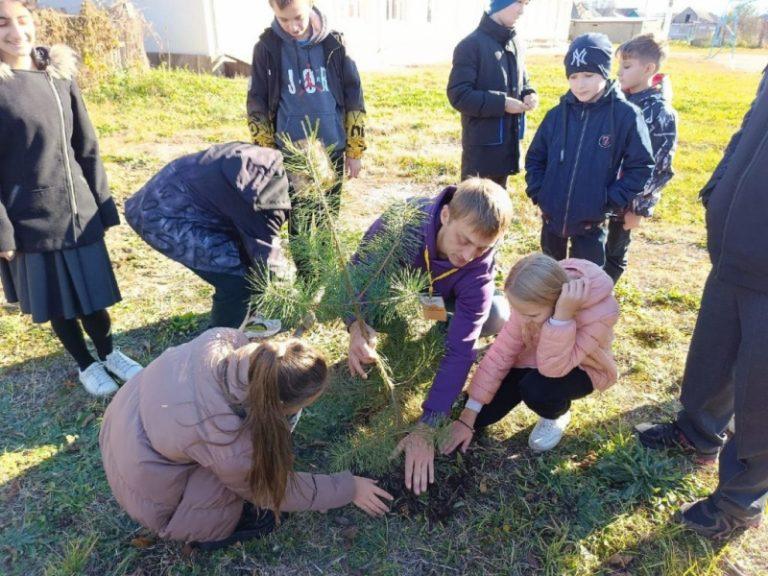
[447,13,535,178]
[0,45,119,253]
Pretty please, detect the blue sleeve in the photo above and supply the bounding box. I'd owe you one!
[524,108,555,204]
[421,273,494,421]
[606,108,654,211]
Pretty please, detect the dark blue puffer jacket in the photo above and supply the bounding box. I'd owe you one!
[124,143,290,276]
[525,81,654,237]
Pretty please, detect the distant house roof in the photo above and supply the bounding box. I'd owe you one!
[673,6,721,24]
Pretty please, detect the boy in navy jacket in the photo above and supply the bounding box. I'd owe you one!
[606,34,678,282]
[525,33,654,267]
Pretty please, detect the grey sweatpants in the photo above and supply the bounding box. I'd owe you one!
[676,271,768,519]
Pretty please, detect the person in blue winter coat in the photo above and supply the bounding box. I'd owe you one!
[606,33,678,283]
[525,33,654,267]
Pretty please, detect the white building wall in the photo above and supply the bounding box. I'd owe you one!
[39,0,574,69]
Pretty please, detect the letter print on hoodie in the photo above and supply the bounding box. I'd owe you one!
[273,8,345,153]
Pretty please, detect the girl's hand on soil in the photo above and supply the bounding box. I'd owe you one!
[0,250,15,261]
[523,93,539,111]
[623,211,643,231]
[392,424,435,496]
[352,476,393,517]
[347,321,378,379]
[440,419,474,455]
[505,97,529,114]
[346,157,362,179]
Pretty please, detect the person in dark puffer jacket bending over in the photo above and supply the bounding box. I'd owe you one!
[525,33,654,268]
[447,0,537,189]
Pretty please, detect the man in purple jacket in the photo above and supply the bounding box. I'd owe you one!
[347,178,513,493]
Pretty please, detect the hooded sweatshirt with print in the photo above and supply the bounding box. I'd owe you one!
[349,187,497,422]
[469,259,619,406]
[247,7,366,158]
[525,81,654,238]
[627,75,677,218]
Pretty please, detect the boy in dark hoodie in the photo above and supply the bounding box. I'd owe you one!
[525,33,654,267]
[247,0,366,279]
[606,34,678,282]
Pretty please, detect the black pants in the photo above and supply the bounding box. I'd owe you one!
[475,367,594,429]
[604,218,632,283]
[675,271,768,520]
[190,269,254,329]
[288,154,345,281]
[540,223,608,267]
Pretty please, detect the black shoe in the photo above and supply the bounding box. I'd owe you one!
[635,421,718,465]
[194,507,277,551]
[676,498,762,540]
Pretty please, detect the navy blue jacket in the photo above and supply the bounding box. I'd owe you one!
[627,77,677,217]
[125,143,289,276]
[525,81,654,237]
[447,13,534,178]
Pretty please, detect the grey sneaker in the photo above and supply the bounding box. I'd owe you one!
[104,349,143,381]
[79,362,119,397]
[529,412,571,452]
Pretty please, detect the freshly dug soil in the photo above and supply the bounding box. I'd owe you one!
[372,451,478,525]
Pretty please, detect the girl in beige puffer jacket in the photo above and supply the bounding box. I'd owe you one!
[100,328,392,549]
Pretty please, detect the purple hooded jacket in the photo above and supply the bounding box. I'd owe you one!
[353,187,497,421]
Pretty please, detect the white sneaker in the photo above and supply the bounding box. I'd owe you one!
[104,349,143,381]
[79,362,119,397]
[528,412,572,452]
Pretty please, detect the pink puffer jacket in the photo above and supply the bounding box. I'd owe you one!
[469,259,619,405]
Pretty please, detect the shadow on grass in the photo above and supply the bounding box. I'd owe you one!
[0,311,214,575]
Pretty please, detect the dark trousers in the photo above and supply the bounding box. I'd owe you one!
[540,223,608,267]
[288,154,345,281]
[604,218,632,283]
[190,269,254,329]
[675,271,768,520]
[475,367,594,429]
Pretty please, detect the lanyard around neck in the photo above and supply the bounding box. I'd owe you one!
[424,247,458,297]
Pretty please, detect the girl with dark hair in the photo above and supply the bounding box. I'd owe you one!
[0,0,142,395]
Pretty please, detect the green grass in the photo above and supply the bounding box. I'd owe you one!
[2,49,767,575]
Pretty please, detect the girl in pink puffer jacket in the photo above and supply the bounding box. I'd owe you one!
[442,253,619,454]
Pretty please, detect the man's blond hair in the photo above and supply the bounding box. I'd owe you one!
[448,178,513,239]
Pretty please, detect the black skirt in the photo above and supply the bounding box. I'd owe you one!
[0,239,121,323]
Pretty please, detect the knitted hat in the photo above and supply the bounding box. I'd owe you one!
[488,0,518,14]
[565,33,613,78]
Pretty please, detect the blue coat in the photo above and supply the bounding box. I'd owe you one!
[525,81,654,237]
[125,143,290,276]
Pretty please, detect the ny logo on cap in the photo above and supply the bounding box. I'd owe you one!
[571,48,588,67]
